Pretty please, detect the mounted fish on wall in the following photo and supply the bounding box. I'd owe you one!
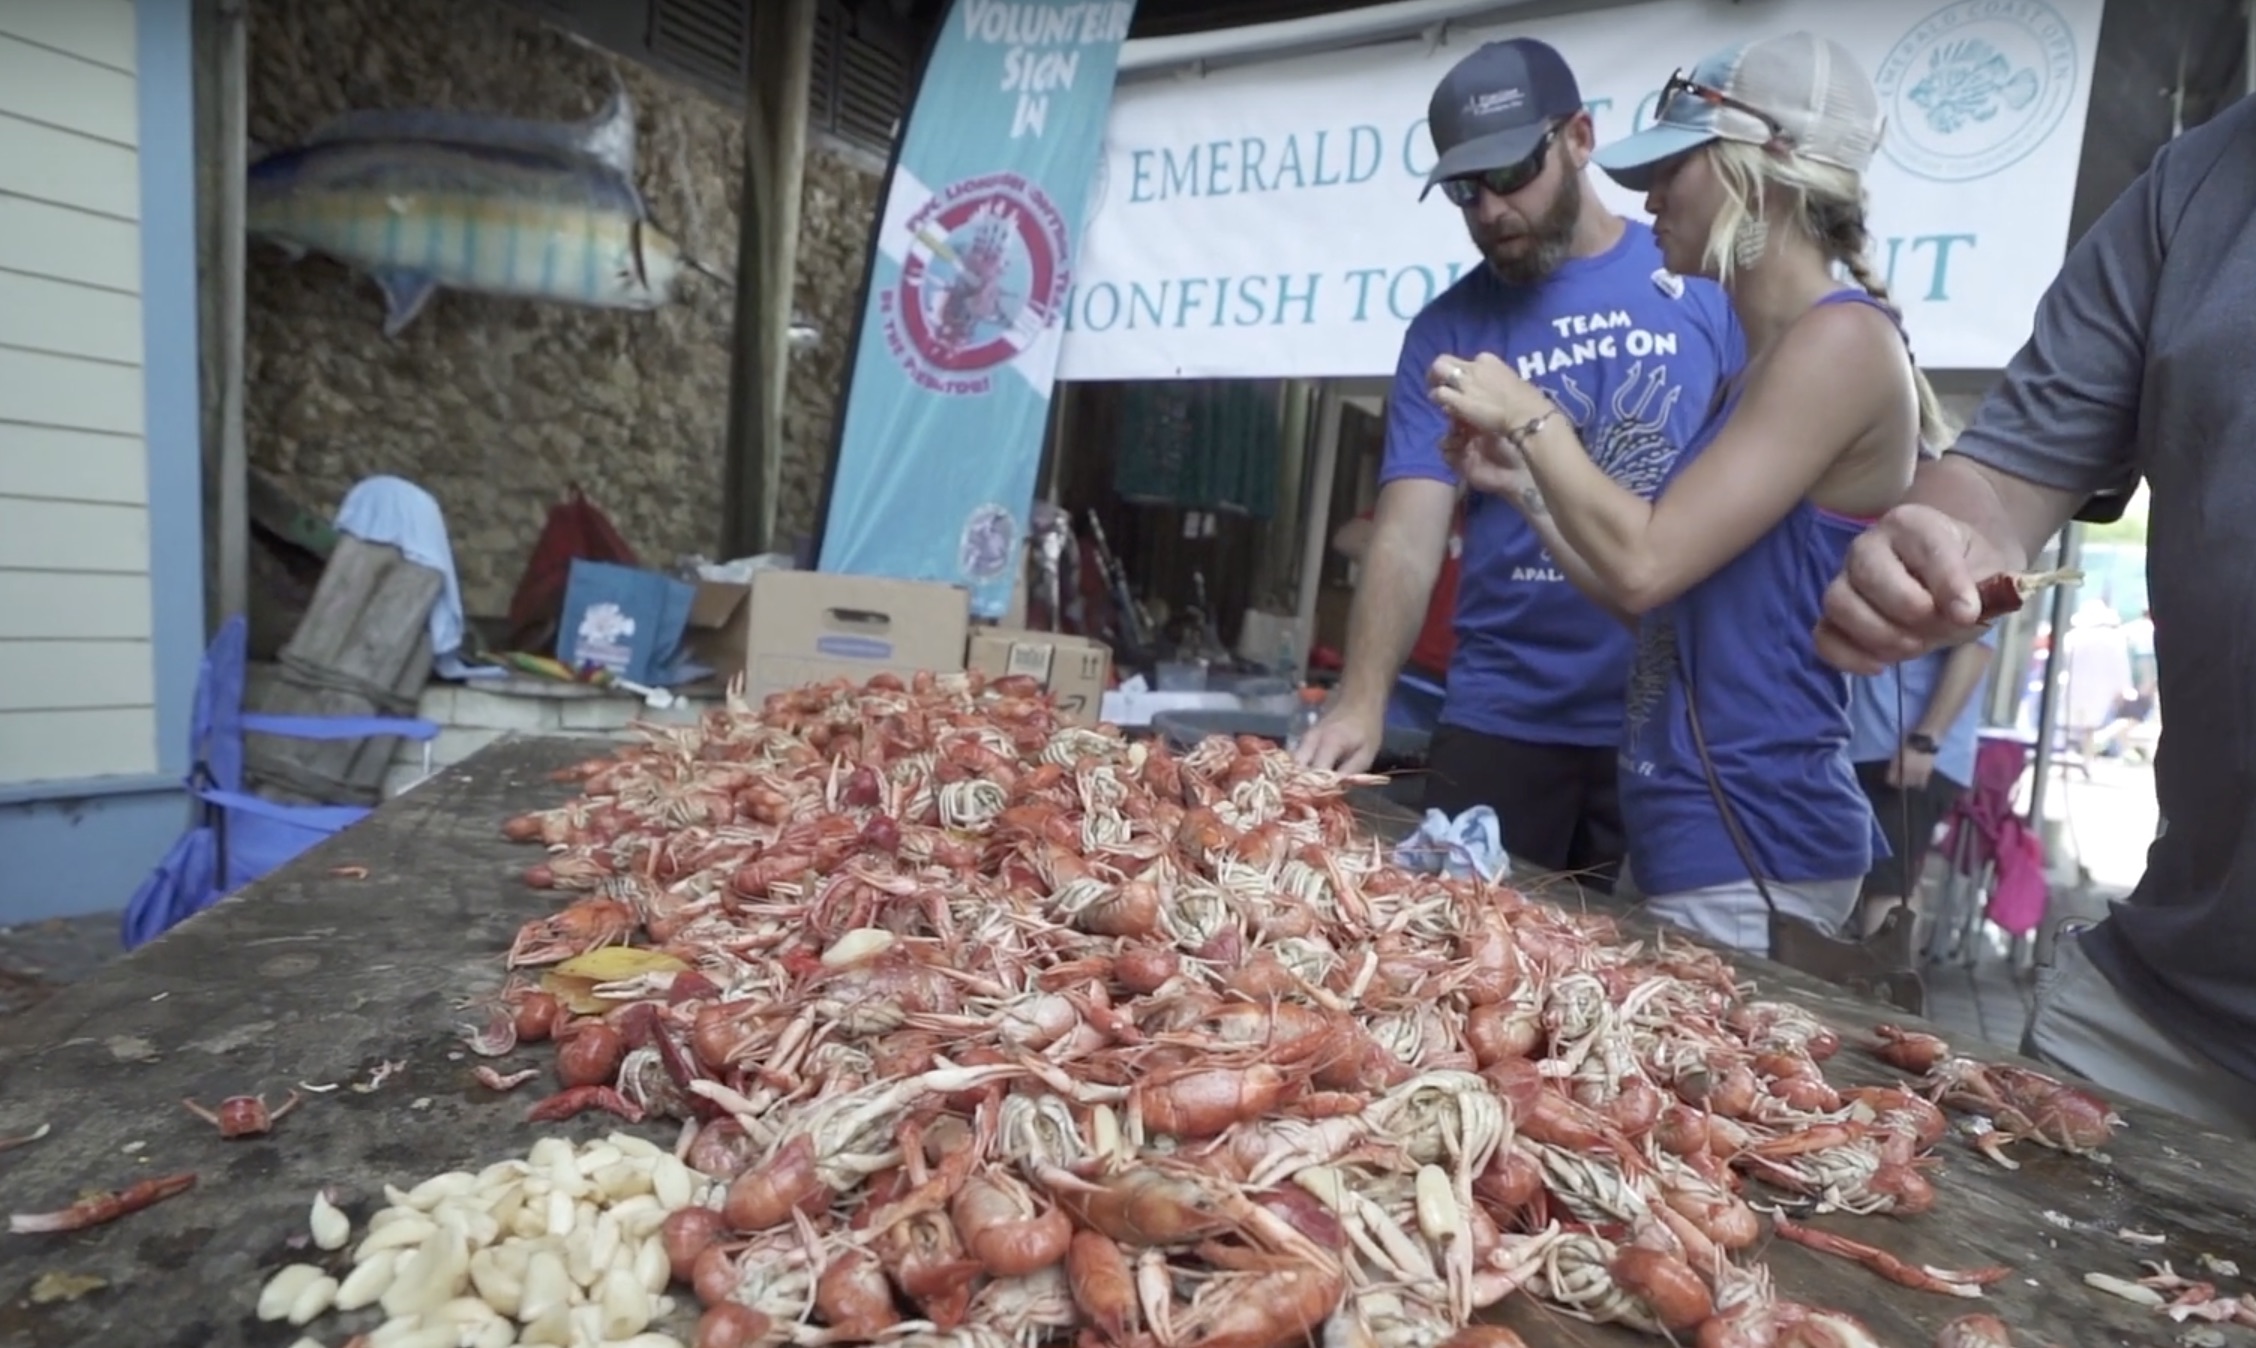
[246,80,714,337]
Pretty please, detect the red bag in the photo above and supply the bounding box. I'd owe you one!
[506,486,639,653]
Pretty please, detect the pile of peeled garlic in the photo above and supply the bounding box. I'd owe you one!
[257,1132,705,1348]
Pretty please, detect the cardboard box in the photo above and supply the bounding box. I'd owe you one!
[967,629,1113,726]
[744,571,969,701]
[683,580,752,675]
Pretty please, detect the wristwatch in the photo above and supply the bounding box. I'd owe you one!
[1904,732,1939,755]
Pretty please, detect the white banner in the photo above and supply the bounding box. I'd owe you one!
[1057,0,2105,380]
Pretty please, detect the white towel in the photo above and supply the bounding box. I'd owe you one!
[333,475,483,680]
[1392,805,1508,884]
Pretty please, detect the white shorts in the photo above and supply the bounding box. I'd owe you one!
[1617,861,1863,956]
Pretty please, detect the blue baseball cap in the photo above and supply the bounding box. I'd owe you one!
[1419,38,1586,201]
[1593,31,1883,192]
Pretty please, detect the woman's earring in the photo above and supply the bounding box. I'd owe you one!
[1732,215,1769,270]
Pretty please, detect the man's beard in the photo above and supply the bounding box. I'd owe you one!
[1480,171,1582,287]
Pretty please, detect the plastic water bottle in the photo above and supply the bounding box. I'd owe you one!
[1285,685,1327,752]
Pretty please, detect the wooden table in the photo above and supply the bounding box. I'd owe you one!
[0,738,2246,1348]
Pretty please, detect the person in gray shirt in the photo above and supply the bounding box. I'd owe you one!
[1815,92,2256,1136]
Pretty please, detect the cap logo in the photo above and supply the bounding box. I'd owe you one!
[1464,89,1525,118]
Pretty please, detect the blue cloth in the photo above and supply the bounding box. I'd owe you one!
[334,475,485,680]
[1381,221,1741,747]
[1846,625,2003,787]
[122,614,439,949]
[1615,290,1894,896]
[1393,805,1507,883]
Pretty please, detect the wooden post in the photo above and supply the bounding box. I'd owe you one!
[194,0,250,629]
[723,0,819,559]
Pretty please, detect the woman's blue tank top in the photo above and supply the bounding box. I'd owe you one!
[1615,290,1898,896]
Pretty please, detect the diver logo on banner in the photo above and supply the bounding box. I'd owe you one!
[883,172,1072,396]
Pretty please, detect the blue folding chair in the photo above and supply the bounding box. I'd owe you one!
[122,614,439,948]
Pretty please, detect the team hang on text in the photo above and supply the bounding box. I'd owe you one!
[957,0,1136,140]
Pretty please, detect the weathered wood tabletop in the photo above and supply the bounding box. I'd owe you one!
[1,737,2248,1348]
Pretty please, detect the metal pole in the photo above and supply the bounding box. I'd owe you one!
[2023,523,2083,830]
[1290,384,1344,679]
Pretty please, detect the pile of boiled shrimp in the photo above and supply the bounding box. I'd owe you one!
[461,670,2117,1348]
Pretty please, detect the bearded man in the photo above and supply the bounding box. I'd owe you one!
[1295,38,1744,894]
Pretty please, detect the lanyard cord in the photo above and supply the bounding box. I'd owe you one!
[1676,636,1779,917]
[1677,634,1912,932]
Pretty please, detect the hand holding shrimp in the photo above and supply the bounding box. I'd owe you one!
[1427,351,1582,518]
[1437,413,1535,505]
[1428,353,1558,444]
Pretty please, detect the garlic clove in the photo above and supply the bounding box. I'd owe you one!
[520,1249,573,1322]
[285,1273,340,1326]
[517,1303,571,1346]
[353,1214,436,1263]
[335,1248,399,1311]
[257,1263,327,1321]
[1414,1164,1461,1242]
[468,1245,526,1319]
[576,1142,623,1176]
[821,926,895,967]
[466,1316,516,1348]
[596,1264,652,1340]
[406,1170,478,1209]
[310,1189,352,1251]
[649,1154,693,1211]
[633,1233,670,1296]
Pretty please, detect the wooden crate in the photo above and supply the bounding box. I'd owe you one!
[243,536,441,807]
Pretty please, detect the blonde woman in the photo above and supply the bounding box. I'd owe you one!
[1427,32,1947,954]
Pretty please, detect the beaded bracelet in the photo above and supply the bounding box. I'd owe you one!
[1501,406,1560,450]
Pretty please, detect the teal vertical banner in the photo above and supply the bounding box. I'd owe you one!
[817,0,1137,618]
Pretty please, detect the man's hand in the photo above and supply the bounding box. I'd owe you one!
[1441,420,1537,505]
[1816,503,2003,675]
[1886,744,1937,791]
[1293,701,1385,773]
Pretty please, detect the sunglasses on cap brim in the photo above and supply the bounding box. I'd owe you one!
[1656,69,1793,152]
[1438,122,1562,206]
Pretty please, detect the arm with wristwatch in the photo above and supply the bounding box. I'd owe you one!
[1892,636,1995,789]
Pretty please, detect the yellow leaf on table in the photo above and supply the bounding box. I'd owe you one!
[538,972,607,1016]
[554,947,689,982]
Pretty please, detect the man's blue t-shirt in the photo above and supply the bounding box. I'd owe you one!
[1378,221,1742,746]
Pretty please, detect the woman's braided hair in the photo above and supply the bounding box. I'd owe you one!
[1705,141,1957,451]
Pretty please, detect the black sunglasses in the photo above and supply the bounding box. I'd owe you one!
[1656,69,1791,148]
[1439,122,1561,206]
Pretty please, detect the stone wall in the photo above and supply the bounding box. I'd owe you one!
[244,0,882,618]
[778,139,885,549]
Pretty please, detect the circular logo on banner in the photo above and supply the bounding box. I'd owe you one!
[882,172,1071,396]
[960,504,1018,584]
[1875,0,2079,183]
